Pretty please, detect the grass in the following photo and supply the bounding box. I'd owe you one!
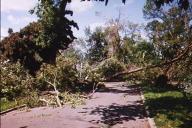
[0,91,86,112]
[142,83,192,128]
[0,98,26,112]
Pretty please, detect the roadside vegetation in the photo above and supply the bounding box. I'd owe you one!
[143,83,192,128]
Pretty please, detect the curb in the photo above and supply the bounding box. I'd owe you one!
[140,90,157,128]
[0,104,27,115]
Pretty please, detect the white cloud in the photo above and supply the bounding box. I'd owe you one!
[69,0,94,13]
[7,14,37,25]
[1,27,8,40]
[1,14,37,40]
[1,0,37,12]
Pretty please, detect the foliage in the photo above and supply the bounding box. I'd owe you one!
[85,27,108,64]
[0,22,42,74]
[84,19,148,66]
[168,57,192,82]
[0,60,35,100]
[98,57,126,78]
[144,0,192,81]
[60,92,85,108]
[151,0,190,10]
[24,91,41,108]
[0,98,26,112]
[8,28,13,35]
[83,0,191,10]
[30,0,79,63]
[1,0,79,74]
[134,41,158,65]
[0,55,86,110]
[80,63,102,85]
[144,4,191,60]
[35,55,78,91]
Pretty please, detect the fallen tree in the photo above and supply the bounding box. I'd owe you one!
[106,43,192,80]
[40,72,62,107]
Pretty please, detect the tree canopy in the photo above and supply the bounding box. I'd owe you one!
[82,0,191,10]
[1,0,79,74]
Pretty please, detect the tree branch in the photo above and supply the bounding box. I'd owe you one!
[44,72,62,107]
[107,43,192,80]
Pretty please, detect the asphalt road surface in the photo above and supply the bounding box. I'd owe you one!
[1,82,150,128]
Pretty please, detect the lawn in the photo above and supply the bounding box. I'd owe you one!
[142,83,192,128]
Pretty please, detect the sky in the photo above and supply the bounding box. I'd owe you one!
[1,0,147,40]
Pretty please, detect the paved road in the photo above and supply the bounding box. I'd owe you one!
[1,82,150,128]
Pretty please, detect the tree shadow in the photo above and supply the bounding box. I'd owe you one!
[77,83,148,126]
[84,102,147,126]
[97,84,141,96]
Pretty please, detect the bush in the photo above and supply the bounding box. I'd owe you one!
[35,56,78,92]
[0,55,87,109]
[25,91,40,108]
[97,57,126,78]
[81,63,102,82]
[0,60,34,100]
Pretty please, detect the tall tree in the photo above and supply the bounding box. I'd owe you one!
[144,0,192,80]
[1,0,79,74]
[85,27,108,64]
[0,22,42,74]
[106,0,192,80]
[30,0,79,64]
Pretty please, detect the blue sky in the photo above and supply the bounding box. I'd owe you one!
[1,0,147,39]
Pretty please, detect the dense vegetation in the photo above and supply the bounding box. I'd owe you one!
[0,0,191,127]
[143,83,192,128]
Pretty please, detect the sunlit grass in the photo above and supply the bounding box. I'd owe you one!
[0,98,26,112]
[142,84,192,128]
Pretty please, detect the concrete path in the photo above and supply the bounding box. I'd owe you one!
[1,82,150,128]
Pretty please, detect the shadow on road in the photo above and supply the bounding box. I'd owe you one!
[80,84,148,126]
[88,103,147,126]
[97,84,141,96]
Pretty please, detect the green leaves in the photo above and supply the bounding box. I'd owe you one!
[144,0,192,81]
[1,0,79,73]
[29,0,79,64]
[98,57,126,78]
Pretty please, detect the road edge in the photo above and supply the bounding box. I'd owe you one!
[0,104,27,115]
[140,90,157,128]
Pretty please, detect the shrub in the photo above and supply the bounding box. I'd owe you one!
[0,60,35,100]
[35,56,78,92]
[97,57,126,78]
[81,63,102,82]
[24,91,40,108]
